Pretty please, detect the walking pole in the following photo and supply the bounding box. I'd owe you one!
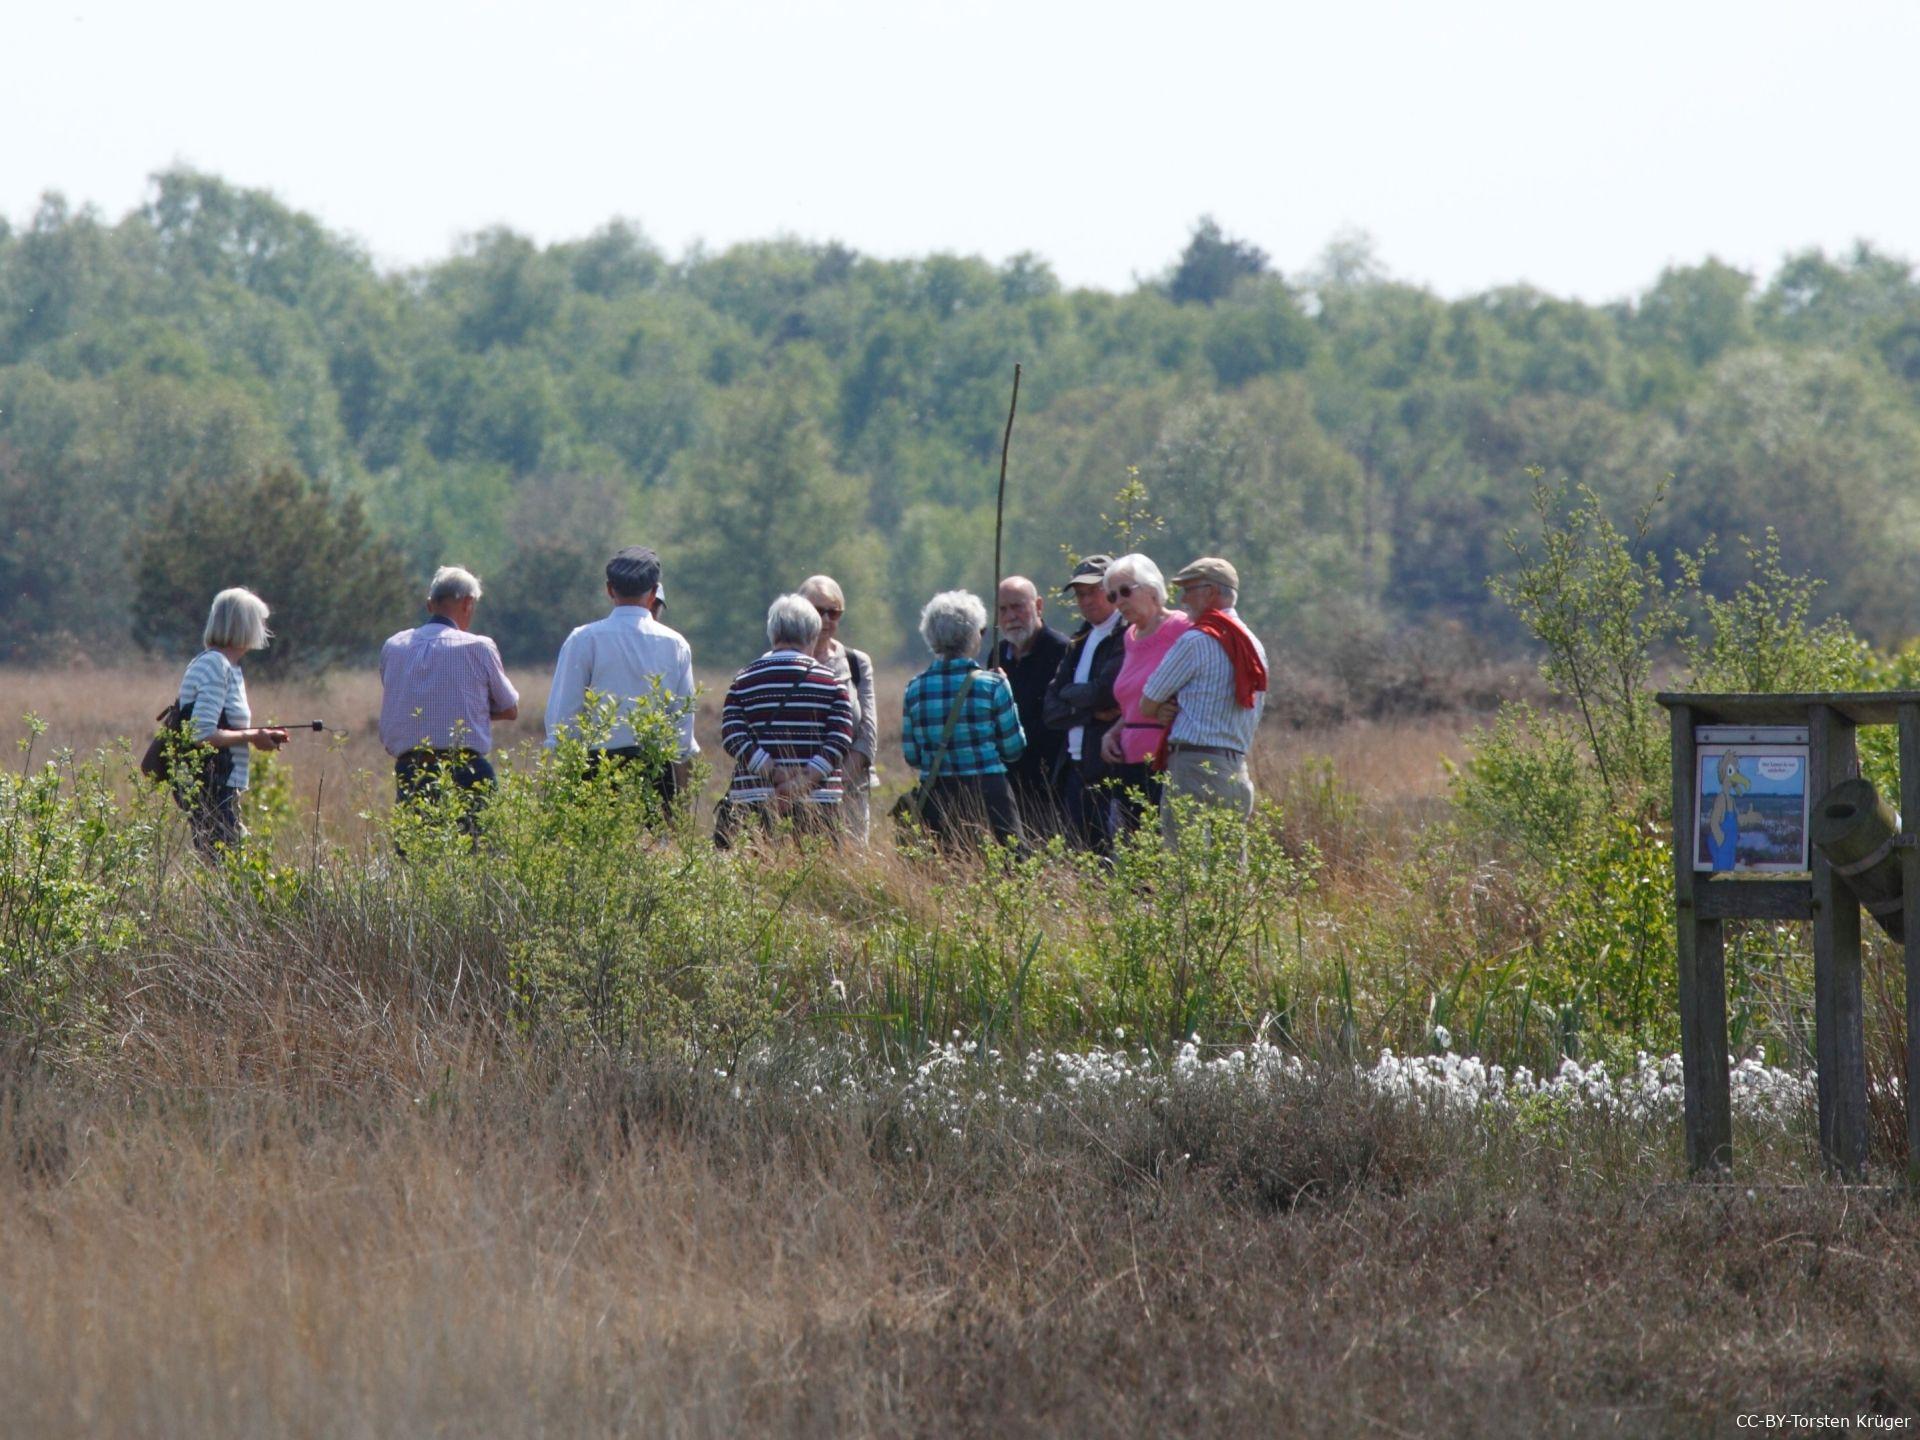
[987,362,1022,665]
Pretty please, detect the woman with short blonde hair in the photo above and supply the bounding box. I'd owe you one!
[174,587,288,854]
[799,573,878,844]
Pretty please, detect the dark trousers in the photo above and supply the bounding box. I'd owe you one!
[395,748,496,837]
[1062,765,1115,856]
[920,773,1022,852]
[1009,765,1067,844]
[585,746,680,819]
[189,784,243,857]
[713,798,841,848]
[1103,762,1162,842]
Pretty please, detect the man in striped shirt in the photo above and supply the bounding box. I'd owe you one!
[1139,557,1269,847]
[717,594,856,843]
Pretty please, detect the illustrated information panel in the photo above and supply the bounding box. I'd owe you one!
[1693,726,1810,873]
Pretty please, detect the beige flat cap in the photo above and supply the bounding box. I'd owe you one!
[1169,557,1239,591]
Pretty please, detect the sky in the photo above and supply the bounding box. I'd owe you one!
[5,0,1918,301]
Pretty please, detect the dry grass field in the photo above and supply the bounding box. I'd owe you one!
[0,660,1472,846]
[6,663,1917,1437]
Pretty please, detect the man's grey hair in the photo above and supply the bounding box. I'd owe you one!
[607,546,662,599]
[427,565,483,605]
[203,587,272,651]
[919,589,989,659]
[1214,583,1239,609]
[1105,553,1168,606]
[766,593,823,649]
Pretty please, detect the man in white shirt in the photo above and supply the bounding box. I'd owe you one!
[544,546,698,817]
[1041,554,1126,853]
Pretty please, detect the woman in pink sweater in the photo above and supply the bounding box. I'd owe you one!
[1098,553,1191,838]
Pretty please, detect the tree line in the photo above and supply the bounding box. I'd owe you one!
[4,169,1920,676]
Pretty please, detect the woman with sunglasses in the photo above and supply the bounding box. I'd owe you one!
[1097,553,1192,838]
[799,573,877,843]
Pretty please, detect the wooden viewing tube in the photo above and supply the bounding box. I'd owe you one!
[1811,776,1906,942]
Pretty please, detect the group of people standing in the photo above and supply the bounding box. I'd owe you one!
[983,551,1269,852]
[170,545,1268,857]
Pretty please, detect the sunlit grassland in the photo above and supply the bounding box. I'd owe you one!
[4,665,1917,1434]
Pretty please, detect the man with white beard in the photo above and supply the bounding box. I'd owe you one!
[992,575,1070,838]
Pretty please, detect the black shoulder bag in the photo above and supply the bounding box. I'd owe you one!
[891,672,979,829]
[140,689,235,809]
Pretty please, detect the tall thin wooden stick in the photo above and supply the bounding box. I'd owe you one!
[987,362,1022,663]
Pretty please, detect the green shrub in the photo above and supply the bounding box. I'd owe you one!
[1084,797,1316,1050]
[1453,703,1599,863]
[0,725,156,1052]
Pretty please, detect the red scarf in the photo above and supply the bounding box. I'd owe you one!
[1192,609,1268,707]
[1149,609,1268,772]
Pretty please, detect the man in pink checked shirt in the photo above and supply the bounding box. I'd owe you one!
[379,565,520,825]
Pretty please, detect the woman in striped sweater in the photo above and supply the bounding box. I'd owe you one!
[174,588,288,854]
[715,594,856,846]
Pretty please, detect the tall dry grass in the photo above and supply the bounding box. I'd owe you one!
[4,1007,1917,1437]
[2,661,1471,857]
[5,663,1918,1433]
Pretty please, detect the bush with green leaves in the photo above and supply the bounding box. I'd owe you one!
[1083,796,1317,1050]
[387,689,840,1057]
[0,724,157,1052]
[1457,483,1870,1063]
[1486,478,1683,815]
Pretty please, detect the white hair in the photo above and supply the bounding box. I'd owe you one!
[1105,553,1168,606]
[766,593,823,649]
[203,587,271,651]
[919,590,988,659]
[427,566,483,604]
[798,574,845,611]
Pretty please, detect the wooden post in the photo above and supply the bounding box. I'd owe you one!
[1671,703,1732,1172]
[1809,704,1869,1178]
[1900,702,1920,1181]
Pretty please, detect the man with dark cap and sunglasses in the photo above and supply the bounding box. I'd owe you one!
[1040,553,1127,853]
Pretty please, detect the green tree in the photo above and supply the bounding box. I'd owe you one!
[486,473,641,664]
[1632,259,1755,368]
[1661,348,1920,640]
[1167,216,1270,306]
[664,380,884,664]
[131,464,411,675]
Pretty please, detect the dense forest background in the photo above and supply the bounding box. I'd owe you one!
[4,168,1920,675]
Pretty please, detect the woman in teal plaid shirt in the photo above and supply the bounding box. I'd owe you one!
[901,589,1026,848]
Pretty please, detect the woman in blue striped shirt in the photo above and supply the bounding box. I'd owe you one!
[174,588,288,854]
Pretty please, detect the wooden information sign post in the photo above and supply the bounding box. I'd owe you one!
[1659,691,1920,1179]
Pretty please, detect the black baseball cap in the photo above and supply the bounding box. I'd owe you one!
[1061,554,1113,593]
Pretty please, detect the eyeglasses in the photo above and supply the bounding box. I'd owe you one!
[815,606,843,620]
[1105,584,1138,603]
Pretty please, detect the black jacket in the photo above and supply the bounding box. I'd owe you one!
[997,626,1071,792]
[1042,618,1126,777]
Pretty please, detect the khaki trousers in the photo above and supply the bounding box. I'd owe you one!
[1159,749,1254,849]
